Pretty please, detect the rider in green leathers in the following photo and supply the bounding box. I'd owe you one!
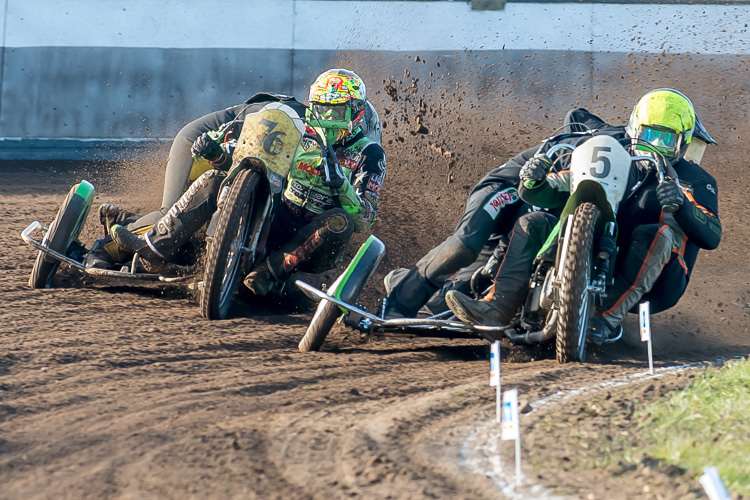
[89,69,386,296]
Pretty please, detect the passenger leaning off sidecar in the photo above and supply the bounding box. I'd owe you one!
[87,69,386,297]
[447,89,722,344]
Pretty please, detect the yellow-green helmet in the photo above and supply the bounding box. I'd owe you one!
[306,69,367,145]
[626,88,696,160]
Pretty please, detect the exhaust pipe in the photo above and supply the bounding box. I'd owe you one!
[505,310,558,345]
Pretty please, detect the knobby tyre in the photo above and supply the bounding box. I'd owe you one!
[201,169,261,319]
[557,202,600,363]
[298,299,341,352]
[29,184,90,289]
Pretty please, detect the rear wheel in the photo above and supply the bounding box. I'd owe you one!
[557,202,600,363]
[29,181,94,289]
[200,170,262,319]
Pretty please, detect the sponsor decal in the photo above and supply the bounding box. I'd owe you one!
[297,161,321,177]
[483,188,519,219]
[301,137,319,151]
[366,178,382,196]
[336,150,361,171]
[268,172,283,190]
[287,181,335,210]
[339,157,359,171]
[706,183,716,195]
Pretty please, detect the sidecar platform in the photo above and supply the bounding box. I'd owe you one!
[295,280,506,339]
[21,220,195,283]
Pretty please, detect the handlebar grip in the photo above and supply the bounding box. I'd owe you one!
[661,203,679,214]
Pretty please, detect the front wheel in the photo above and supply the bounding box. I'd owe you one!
[200,169,262,319]
[29,180,94,289]
[556,202,600,363]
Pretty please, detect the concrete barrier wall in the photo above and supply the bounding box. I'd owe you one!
[0,0,748,158]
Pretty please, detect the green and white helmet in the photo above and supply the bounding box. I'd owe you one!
[626,88,696,160]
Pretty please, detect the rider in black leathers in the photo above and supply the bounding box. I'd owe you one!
[446,89,721,343]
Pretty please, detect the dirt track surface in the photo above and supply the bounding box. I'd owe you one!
[2,58,750,498]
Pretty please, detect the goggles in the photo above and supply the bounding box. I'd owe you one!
[308,103,351,130]
[635,126,682,157]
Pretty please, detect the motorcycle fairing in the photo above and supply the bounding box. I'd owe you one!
[569,134,632,214]
[232,103,306,193]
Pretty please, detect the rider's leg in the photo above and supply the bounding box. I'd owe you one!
[446,211,558,325]
[244,208,354,296]
[110,169,223,271]
[638,257,688,313]
[384,185,522,319]
[590,224,674,343]
[423,244,497,315]
[121,105,245,230]
[98,203,138,237]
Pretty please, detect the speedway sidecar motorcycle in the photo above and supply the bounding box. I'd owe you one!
[295,126,692,363]
[21,179,199,288]
[21,102,308,323]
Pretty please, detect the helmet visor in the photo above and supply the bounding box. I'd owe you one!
[309,103,351,129]
[637,126,681,157]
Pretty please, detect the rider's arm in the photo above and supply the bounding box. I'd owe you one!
[339,142,386,232]
[673,164,722,250]
[518,170,571,208]
[197,122,243,171]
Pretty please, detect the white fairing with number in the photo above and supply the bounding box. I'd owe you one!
[569,135,632,213]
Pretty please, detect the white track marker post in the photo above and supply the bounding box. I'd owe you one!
[700,466,731,500]
[501,388,522,486]
[490,340,501,422]
[639,301,654,375]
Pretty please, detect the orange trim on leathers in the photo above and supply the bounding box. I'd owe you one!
[602,225,671,318]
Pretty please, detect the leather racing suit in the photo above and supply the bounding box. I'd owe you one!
[519,109,721,329]
[110,93,386,283]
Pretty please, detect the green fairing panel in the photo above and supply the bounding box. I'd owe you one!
[561,181,615,223]
[74,180,96,206]
[536,220,561,260]
[333,235,385,303]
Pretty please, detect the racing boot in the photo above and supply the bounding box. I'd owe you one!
[445,288,523,327]
[84,236,117,270]
[243,261,280,297]
[588,316,624,345]
[99,203,137,236]
[110,224,167,272]
[382,267,438,319]
[110,169,223,272]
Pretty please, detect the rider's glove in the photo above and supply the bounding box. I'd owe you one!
[656,180,684,211]
[191,132,224,162]
[520,155,551,188]
[319,157,346,189]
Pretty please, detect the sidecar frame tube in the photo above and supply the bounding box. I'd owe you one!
[22,221,86,271]
[22,220,195,283]
[296,280,507,339]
